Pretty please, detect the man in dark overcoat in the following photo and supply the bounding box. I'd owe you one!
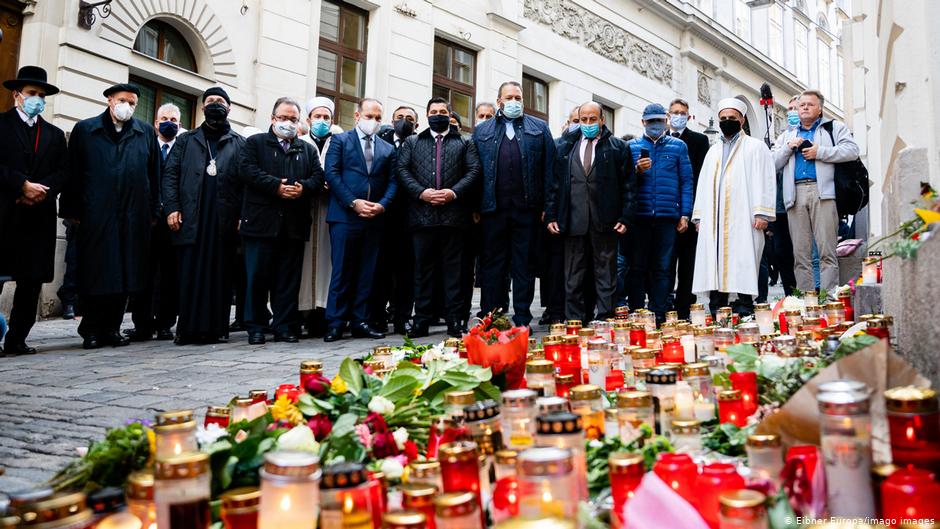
[0,66,68,356]
[60,83,161,349]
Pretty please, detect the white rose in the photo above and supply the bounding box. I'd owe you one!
[368,396,396,415]
[379,458,404,480]
[781,296,805,313]
[392,427,409,450]
[277,425,320,453]
[196,423,227,447]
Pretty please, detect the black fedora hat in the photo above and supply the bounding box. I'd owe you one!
[3,65,59,95]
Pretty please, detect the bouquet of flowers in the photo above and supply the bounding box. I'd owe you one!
[463,309,529,389]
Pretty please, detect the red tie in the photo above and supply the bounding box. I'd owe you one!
[434,135,443,189]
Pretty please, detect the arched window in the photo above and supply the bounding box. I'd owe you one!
[134,20,197,73]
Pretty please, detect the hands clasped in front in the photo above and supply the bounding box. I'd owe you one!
[419,188,457,206]
[352,198,386,219]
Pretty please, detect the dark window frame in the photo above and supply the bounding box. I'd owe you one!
[433,37,477,132]
[316,0,369,129]
[133,19,197,73]
[522,74,549,122]
[129,74,197,129]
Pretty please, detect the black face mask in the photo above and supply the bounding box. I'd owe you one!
[719,119,742,137]
[393,118,415,138]
[427,114,451,133]
[204,103,230,127]
[158,121,179,139]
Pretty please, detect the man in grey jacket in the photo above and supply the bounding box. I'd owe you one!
[772,89,859,292]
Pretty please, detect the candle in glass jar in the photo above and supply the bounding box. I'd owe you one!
[683,363,714,402]
[154,421,197,459]
[501,390,538,449]
[613,321,630,345]
[617,391,654,444]
[717,390,746,427]
[542,336,564,367]
[880,467,940,521]
[608,452,644,529]
[884,386,940,475]
[680,333,697,363]
[645,369,677,436]
[534,412,587,502]
[204,406,230,428]
[661,337,684,364]
[439,442,483,509]
[696,463,746,528]
[155,452,212,529]
[566,320,582,336]
[434,492,481,529]
[463,400,504,458]
[14,491,94,529]
[729,372,758,417]
[717,490,766,529]
[561,335,582,384]
[567,385,605,440]
[300,360,323,389]
[516,447,578,520]
[645,330,663,352]
[126,471,156,529]
[671,420,703,454]
[653,453,698,504]
[745,435,783,489]
[674,381,695,420]
[753,304,774,334]
[525,361,556,397]
[866,318,891,340]
[258,451,320,529]
[690,303,708,326]
[694,326,715,358]
[319,462,372,529]
[220,487,260,529]
[549,323,566,336]
[382,512,427,529]
[586,339,610,388]
[537,396,569,415]
[408,460,443,494]
[604,409,620,441]
[716,307,733,328]
[817,382,876,517]
[629,324,647,348]
[713,328,735,353]
[837,292,854,322]
[444,391,476,423]
[736,323,760,346]
[401,483,438,529]
[554,374,574,398]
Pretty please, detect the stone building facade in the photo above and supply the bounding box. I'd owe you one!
[0,0,849,315]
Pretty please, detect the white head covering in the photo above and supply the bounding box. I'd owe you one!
[718,97,748,118]
[306,96,335,117]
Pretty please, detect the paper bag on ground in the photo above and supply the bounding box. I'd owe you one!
[756,339,931,462]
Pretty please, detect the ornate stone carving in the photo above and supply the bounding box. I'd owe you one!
[697,71,711,106]
[523,0,673,85]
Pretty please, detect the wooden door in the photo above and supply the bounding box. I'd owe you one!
[0,0,24,110]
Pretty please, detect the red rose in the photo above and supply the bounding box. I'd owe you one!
[307,414,333,440]
[364,412,389,434]
[304,374,332,396]
[371,432,399,458]
[403,440,419,462]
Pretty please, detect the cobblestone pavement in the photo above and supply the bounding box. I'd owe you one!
[0,313,471,492]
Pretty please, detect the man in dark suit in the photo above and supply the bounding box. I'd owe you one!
[322,98,398,342]
[0,66,68,356]
[374,106,417,335]
[237,97,324,345]
[666,98,710,320]
[546,102,635,322]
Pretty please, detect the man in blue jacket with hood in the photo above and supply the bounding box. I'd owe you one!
[626,103,693,325]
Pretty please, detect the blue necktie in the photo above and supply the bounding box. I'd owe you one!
[161,143,170,161]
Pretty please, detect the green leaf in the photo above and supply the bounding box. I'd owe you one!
[331,413,358,439]
[221,455,238,490]
[379,375,419,402]
[726,343,759,372]
[339,358,364,394]
[475,381,502,402]
[297,394,324,416]
[441,370,481,388]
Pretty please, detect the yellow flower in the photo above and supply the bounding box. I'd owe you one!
[915,208,940,225]
[145,427,156,465]
[271,394,304,426]
[331,375,348,394]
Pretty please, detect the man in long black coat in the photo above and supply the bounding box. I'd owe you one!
[60,83,161,349]
[0,66,68,356]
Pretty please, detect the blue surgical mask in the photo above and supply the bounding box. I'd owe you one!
[567,122,580,133]
[670,114,689,130]
[645,121,667,139]
[787,110,800,127]
[20,95,45,118]
[502,101,523,119]
[580,123,600,139]
[311,119,331,138]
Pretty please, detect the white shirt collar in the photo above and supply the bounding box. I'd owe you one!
[158,137,176,149]
[16,107,36,127]
[431,128,449,140]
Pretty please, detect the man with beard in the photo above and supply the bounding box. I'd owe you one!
[163,87,246,344]
[0,66,68,356]
[60,83,161,349]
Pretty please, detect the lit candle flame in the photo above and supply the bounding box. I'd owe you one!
[173,443,182,456]
[280,494,291,511]
[542,489,553,503]
[343,492,354,513]
[907,425,916,441]
[671,480,679,490]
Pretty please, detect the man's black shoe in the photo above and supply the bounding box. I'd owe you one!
[446,324,466,339]
[3,342,37,356]
[103,332,130,347]
[248,332,266,345]
[393,322,413,335]
[229,321,246,333]
[156,328,174,341]
[409,325,430,338]
[351,323,385,339]
[275,332,299,343]
[324,328,343,342]
[124,328,153,342]
[62,304,75,320]
[82,336,102,350]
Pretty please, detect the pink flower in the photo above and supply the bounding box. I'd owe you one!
[355,423,373,449]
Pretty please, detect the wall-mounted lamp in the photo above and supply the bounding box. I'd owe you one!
[78,0,114,30]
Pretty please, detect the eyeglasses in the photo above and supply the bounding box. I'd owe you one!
[274,115,299,123]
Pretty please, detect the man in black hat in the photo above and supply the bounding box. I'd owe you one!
[163,86,247,345]
[60,83,161,349]
[0,66,68,356]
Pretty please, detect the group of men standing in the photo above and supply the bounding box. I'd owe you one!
[0,64,858,356]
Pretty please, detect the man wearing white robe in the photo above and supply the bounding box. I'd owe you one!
[691,98,776,316]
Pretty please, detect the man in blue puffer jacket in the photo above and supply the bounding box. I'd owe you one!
[626,103,693,324]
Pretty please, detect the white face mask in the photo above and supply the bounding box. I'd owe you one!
[274,120,298,139]
[357,118,379,136]
[112,102,135,122]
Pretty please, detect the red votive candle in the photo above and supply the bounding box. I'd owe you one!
[555,374,574,398]
[562,335,582,384]
[885,386,940,475]
[729,372,759,417]
[695,463,745,529]
[661,338,684,364]
[653,453,698,506]
[838,293,854,322]
[401,482,438,529]
[629,324,647,348]
[204,406,230,428]
[881,468,940,520]
[439,441,483,518]
[717,390,747,427]
[785,445,820,485]
[299,360,323,391]
[609,453,644,529]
